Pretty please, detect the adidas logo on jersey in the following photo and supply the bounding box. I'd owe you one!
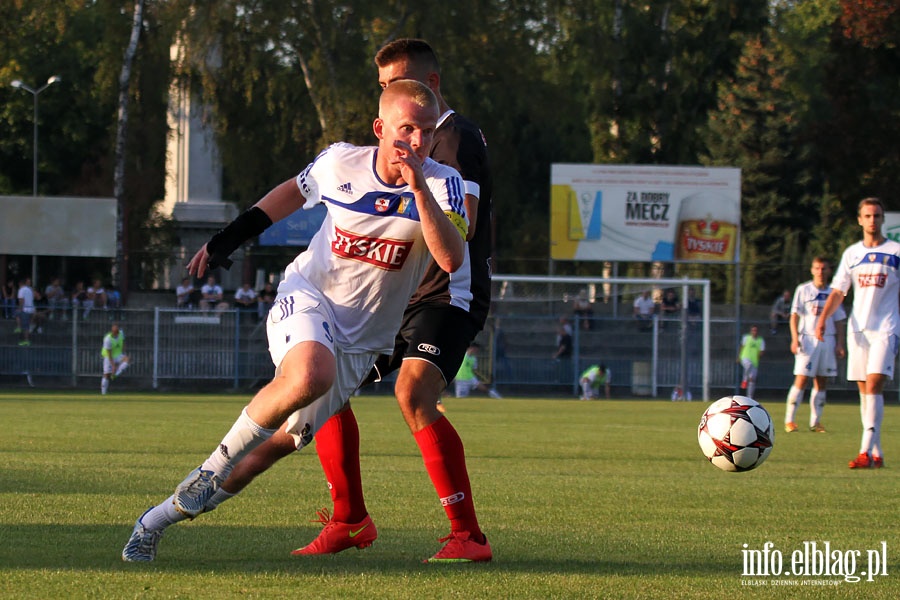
[337,182,353,194]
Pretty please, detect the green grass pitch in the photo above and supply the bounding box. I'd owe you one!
[1,391,898,599]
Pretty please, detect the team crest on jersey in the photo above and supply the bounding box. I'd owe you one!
[374,197,391,212]
[332,225,413,270]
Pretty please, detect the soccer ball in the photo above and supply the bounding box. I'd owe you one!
[698,395,774,472]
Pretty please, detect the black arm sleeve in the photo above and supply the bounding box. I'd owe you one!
[205,206,273,270]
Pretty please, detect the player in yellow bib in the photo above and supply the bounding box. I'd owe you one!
[101,323,129,395]
[738,325,765,398]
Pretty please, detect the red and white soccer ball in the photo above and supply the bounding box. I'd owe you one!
[698,395,774,472]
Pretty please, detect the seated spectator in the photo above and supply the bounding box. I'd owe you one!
[234,282,258,320]
[84,279,107,319]
[572,289,594,331]
[199,276,229,315]
[44,277,68,320]
[257,282,276,322]
[769,289,791,334]
[175,277,195,309]
[71,281,87,317]
[107,285,123,318]
[633,290,656,331]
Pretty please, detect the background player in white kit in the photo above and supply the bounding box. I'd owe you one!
[121,80,467,561]
[816,197,900,469]
[783,257,846,433]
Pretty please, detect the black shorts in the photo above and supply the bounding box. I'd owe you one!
[369,303,481,386]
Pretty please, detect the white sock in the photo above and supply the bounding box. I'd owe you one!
[115,362,129,377]
[101,377,109,394]
[200,407,275,479]
[810,390,826,427]
[747,379,756,399]
[785,386,803,423]
[204,487,237,512]
[139,495,189,531]
[859,394,882,455]
[872,395,885,457]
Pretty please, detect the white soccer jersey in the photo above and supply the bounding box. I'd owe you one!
[791,281,846,336]
[281,142,466,353]
[830,239,900,335]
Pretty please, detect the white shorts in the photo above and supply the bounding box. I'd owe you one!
[793,335,838,378]
[846,330,898,382]
[454,376,480,398]
[740,358,758,380]
[265,284,377,450]
[102,355,127,375]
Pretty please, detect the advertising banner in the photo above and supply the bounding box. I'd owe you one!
[550,165,741,263]
[884,212,900,242]
[258,204,327,247]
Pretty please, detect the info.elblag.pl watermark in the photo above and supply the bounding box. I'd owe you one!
[741,541,888,586]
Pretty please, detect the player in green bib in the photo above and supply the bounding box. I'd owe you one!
[738,325,765,398]
[579,364,610,400]
[101,323,130,395]
[453,343,501,399]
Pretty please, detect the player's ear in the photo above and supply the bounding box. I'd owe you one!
[373,118,384,140]
[427,71,440,93]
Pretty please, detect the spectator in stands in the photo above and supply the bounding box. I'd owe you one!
[15,277,35,346]
[769,289,791,334]
[44,277,68,320]
[176,277,195,309]
[199,275,229,315]
[71,281,87,317]
[84,279,107,319]
[257,282,276,322]
[234,282,258,320]
[553,321,573,360]
[633,290,655,331]
[659,288,681,329]
[572,289,593,331]
[686,287,701,327]
[2,279,16,319]
[107,285,123,319]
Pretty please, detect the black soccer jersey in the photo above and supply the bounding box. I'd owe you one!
[408,110,493,328]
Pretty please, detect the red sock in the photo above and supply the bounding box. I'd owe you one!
[314,408,367,523]
[414,416,483,540]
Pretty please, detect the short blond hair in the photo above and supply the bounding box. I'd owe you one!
[858,197,884,215]
[378,79,438,116]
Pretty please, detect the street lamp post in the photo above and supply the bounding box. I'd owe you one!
[10,75,61,283]
[11,75,61,197]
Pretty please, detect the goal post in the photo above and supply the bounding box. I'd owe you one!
[490,274,712,401]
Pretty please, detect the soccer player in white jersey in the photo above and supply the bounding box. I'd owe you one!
[783,257,846,433]
[173,40,496,565]
[816,197,900,469]
[122,79,467,562]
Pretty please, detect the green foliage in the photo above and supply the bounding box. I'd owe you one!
[2,0,900,293]
[2,392,900,598]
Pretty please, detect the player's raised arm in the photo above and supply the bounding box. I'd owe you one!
[187,178,304,278]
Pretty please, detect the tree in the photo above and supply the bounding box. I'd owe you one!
[112,0,145,296]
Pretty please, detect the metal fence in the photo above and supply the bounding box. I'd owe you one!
[0,308,271,389]
[1,302,889,400]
